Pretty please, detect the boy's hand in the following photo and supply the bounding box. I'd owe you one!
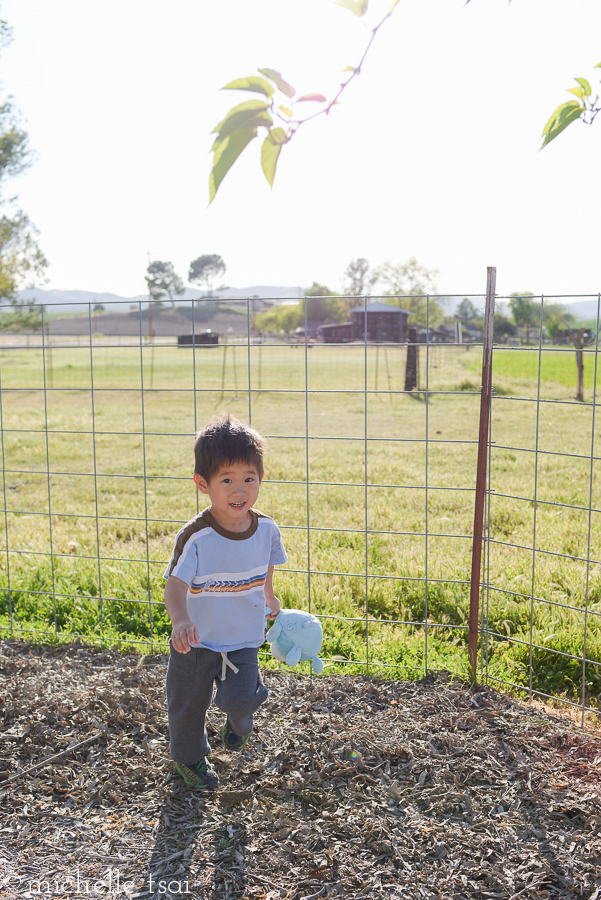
[265,596,281,619]
[264,567,280,619]
[171,619,199,654]
[165,576,197,653]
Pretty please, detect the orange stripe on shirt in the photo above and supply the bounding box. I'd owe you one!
[189,575,266,595]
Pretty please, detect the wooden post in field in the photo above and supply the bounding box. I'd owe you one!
[570,327,587,402]
[405,327,418,391]
[468,267,496,683]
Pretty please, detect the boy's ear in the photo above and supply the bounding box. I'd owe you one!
[194,473,210,495]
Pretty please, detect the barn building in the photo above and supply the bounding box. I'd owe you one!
[317,301,410,343]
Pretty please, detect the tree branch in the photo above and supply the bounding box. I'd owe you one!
[289,8,396,136]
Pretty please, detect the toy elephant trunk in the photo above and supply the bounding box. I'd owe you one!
[266,607,324,674]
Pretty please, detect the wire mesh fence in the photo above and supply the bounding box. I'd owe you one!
[0,284,599,724]
[482,294,601,726]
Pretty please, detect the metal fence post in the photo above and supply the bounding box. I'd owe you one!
[468,267,496,683]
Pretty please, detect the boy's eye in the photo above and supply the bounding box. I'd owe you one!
[245,477,255,483]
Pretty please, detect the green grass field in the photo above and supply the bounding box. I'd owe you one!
[0,337,599,712]
[475,344,599,396]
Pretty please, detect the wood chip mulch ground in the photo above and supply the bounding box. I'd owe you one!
[0,640,600,900]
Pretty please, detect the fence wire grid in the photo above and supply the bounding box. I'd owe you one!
[0,283,599,726]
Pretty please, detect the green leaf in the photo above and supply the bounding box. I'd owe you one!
[541,100,583,148]
[388,0,402,12]
[279,105,293,117]
[261,129,287,187]
[334,0,368,14]
[575,77,592,96]
[568,86,585,101]
[209,128,257,203]
[268,126,288,145]
[258,68,296,99]
[213,100,273,140]
[296,93,327,103]
[222,76,275,98]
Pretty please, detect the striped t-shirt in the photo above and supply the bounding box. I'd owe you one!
[164,507,287,652]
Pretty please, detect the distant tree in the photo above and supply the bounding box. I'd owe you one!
[254,302,303,335]
[93,303,105,312]
[188,254,227,298]
[493,313,517,343]
[455,298,479,327]
[0,210,48,301]
[342,258,376,297]
[375,258,438,296]
[508,292,538,344]
[0,291,42,332]
[0,19,48,331]
[254,281,349,333]
[542,302,576,339]
[0,100,29,189]
[303,282,348,323]
[305,282,333,296]
[145,260,185,308]
[375,257,442,327]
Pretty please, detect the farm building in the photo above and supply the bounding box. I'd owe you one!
[317,301,410,343]
[316,321,354,342]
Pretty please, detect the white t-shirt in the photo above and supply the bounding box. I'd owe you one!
[164,507,287,652]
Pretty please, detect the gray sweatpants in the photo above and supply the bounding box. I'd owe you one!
[166,644,268,764]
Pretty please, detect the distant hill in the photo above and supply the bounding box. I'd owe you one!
[46,304,252,337]
[562,298,601,323]
[15,288,597,325]
[16,285,303,313]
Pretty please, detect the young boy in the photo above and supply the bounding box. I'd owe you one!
[164,414,287,790]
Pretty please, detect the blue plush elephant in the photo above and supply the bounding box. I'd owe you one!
[266,608,324,674]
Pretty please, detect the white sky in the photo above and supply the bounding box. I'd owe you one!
[1,0,600,299]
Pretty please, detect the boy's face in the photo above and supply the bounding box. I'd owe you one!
[194,461,262,532]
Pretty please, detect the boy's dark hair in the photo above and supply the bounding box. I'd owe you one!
[194,414,266,482]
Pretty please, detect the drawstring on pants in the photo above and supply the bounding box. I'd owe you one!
[220,652,239,681]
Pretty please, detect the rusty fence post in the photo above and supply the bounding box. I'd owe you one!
[468,267,496,683]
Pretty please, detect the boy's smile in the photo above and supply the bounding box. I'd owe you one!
[194,461,262,532]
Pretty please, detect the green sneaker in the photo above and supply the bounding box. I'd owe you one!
[175,758,219,791]
[221,716,252,751]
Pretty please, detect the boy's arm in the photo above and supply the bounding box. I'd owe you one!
[165,575,199,654]
[264,565,281,619]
